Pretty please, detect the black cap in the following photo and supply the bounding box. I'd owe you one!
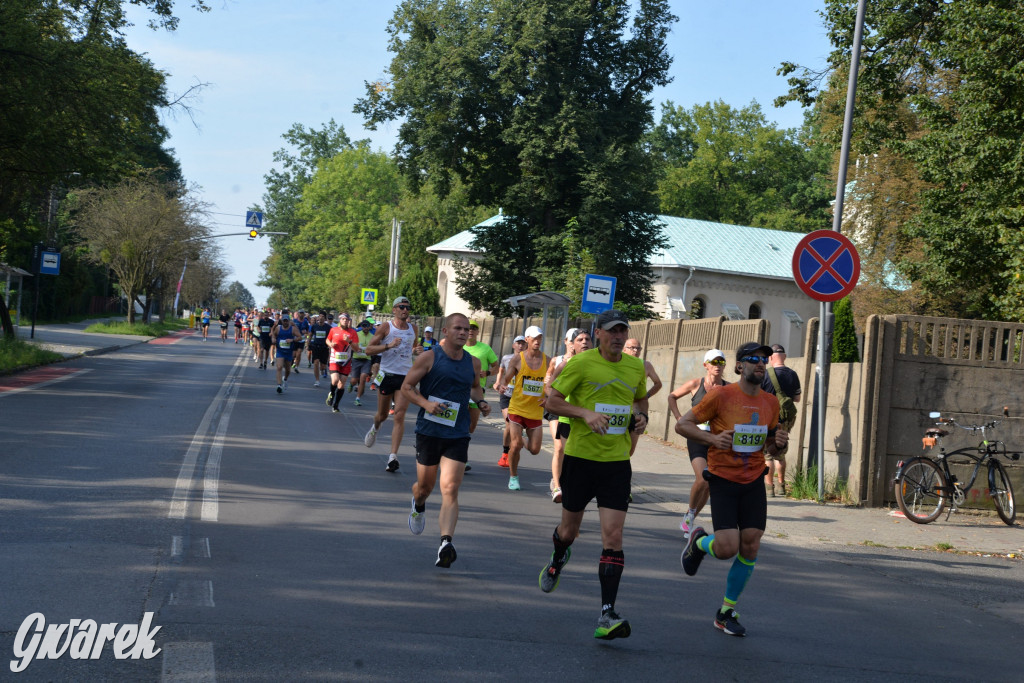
[771,344,786,354]
[736,341,774,360]
[595,309,630,330]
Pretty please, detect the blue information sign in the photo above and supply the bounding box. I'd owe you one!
[246,211,263,229]
[581,274,616,314]
[39,251,61,276]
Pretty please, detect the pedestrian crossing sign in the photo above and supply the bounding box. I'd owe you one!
[246,211,263,228]
[361,288,378,305]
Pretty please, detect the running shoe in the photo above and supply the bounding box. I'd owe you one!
[464,464,471,472]
[314,380,320,388]
[680,511,695,536]
[714,608,746,637]
[332,407,339,413]
[498,453,509,468]
[293,367,300,375]
[282,380,288,392]
[681,527,708,576]
[326,391,333,406]
[538,547,571,593]
[389,407,395,416]
[364,426,377,448]
[435,540,457,568]
[594,610,631,640]
[408,498,425,535]
[551,487,562,504]
[353,398,362,406]
[508,476,520,491]
[276,384,282,394]
[386,454,400,472]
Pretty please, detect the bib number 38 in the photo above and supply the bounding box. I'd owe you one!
[595,403,630,436]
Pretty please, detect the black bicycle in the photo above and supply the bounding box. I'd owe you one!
[893,409,1019,525]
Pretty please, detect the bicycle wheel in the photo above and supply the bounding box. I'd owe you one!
[894,457,947,524]
[988,460,1016,526]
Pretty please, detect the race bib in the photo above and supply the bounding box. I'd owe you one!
[374,370,385,385]
[260,325,271,334]
[315,330,327,339]
[503,377,515,397]
[732,423,768,453]
[331,348,351,364]
[424,395,460,427]
[595,403,630,435]
[521,377,543,397]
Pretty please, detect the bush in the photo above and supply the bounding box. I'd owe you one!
[831,297,859,362]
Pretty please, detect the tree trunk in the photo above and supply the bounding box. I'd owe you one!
[0,300,14,339]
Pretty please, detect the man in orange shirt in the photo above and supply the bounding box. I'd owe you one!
[675,342,789,638]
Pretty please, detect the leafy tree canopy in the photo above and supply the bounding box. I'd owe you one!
[357,0,676,315]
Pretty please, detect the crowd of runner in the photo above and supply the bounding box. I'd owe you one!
[198,297,787,643]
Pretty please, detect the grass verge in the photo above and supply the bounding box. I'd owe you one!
[84,319,188,337]
[788,465,855,504]
[0,336,64,373]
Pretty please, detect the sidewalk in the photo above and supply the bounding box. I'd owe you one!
[627,436,1024,558]
[13,318,156,358]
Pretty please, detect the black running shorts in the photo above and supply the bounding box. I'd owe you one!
[559,455,631,513]
[378,372,405,396]
[415,433,470,466]
[705,468,769,532]
[310,345,329,365]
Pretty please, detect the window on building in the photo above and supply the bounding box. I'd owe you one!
[748,302,762,320]
[689,296,705,320]
[438,271,448,311]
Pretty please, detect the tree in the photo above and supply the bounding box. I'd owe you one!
[71,175,210,322]
[648,100,832,232]
[831,296,860,362]
[220,281,255,310]
[778,0,1024,321]
[258,120,356,307]
[357,0,675,315]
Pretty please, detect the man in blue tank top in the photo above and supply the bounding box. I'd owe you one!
[401,313,491,568]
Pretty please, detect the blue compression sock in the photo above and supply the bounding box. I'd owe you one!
[724,554,756,605]
[696,533,716,558]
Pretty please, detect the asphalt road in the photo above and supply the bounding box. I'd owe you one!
[1,336,1022,681]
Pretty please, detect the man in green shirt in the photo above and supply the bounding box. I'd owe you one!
[537,309,648,641]
[464,321,499,433]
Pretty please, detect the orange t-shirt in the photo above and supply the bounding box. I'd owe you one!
[690,383,780,484]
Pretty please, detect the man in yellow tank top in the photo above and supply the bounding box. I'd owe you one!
[495,325,548,491]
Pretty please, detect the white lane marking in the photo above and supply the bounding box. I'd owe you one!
[168,353,246,519]
[0,368,92,398]
[170,536,211,558]
[200,375,243,521]
[168,579,215,607]
[171,536,183,559]
[161,641,216,682]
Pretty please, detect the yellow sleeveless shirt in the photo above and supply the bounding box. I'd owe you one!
[508,351,549,420]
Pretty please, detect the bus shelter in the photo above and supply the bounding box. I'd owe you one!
[2,262,32,327]
[503,291,571,359]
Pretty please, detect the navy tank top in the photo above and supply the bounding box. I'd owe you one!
[415,344,476,439]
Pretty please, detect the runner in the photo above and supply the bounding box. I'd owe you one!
[256,310,273,369]
[401,313,490,568]
[545,328,592,503]
[272,314,300,393]
[326,313,360,412]
[308,313,331,388]
[676,342,788,638]
[464,321,498,434]
[419,326,437,351]
[363,297,420,472]
[200,307,211,341]
[218,309,230,342]
[538,309,648,641]
[623,337,663,456]
[494,335,527,468]
[349,319,375,406]
[291,310,310,374]
[668,349,729,536]
[233,308,243,343]
[495,325,548,491]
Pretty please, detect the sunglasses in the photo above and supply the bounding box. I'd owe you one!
[706,358,726,366]
[740,355,770,364]
[395,305,410,310]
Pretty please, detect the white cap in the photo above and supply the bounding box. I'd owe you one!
[524,325,543,338]
[703,348,726,363]
[513,335,526,343]
[424,326,433,333]
[564,328,578,341]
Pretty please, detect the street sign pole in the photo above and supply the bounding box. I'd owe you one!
[815,0,867,501]
[30,243,41,339]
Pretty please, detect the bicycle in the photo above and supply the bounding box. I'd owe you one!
[893,408,1019,526]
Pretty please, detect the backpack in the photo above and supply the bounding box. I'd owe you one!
[767,366,797,424]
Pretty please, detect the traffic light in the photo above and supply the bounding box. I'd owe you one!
[249,229,259,239]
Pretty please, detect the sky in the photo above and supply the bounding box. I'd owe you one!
[124,1,833,307]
